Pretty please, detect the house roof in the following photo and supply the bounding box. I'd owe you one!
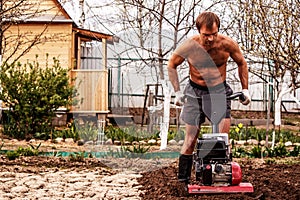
[52,0,116,43]
[73,27,116,44]
[53,0,118,43]
[6,0,116,44]
[9,14,74,23]
[52,0,73,20]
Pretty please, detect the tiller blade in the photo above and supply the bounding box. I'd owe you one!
[188,182,254,194]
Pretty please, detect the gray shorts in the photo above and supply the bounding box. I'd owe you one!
[180,80,233,126]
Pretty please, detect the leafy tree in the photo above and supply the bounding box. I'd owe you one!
[0,55,79,140]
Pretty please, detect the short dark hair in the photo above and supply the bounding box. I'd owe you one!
[196,12,220,32]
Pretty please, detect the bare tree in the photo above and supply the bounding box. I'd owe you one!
[227,0,300,131]
[86,0,229,149]
[90,0,228,81]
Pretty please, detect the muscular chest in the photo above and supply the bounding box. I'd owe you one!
[207,48,230,67]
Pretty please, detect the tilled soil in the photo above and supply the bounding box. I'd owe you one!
[1,155,299,200]
[138,158,300,200]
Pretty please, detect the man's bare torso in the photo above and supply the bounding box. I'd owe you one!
[188,34,231,87]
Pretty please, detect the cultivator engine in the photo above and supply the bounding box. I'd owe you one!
[188,133,253,194]
[186,93,254,194]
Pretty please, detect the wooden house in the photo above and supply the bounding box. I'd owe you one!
[2,0,116,121]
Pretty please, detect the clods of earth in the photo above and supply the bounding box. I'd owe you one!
[138,158,300,200]
[0,154,299,200]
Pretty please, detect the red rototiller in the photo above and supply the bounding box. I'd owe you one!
[187,92,254,194]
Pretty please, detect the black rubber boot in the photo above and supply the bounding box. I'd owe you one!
[178,154,193,183]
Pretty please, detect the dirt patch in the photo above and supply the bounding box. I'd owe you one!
[0,151,299,200]
[0,155,111,173]
[138,158,300,200]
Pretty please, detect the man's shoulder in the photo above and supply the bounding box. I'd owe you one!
[218,34,236,44]
[218,34,239,51]
[174,36,202,56]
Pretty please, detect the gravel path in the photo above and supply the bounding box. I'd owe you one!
[0,156,177,200]
[0,168,143,199]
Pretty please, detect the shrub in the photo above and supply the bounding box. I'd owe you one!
[53,121,80,141]
[173,129,185,141]
[104,144,150,158]
[76,121,98,142]
[6,151,20,160]
[0,55,79,140]
[230,124,300,144]
[16,147,39,156]
[0,141,4,151]
[69,152,85,162]
[249,145,264,158]
[167,129,176,141]
[104,126,138,144]
[5,143,42,160]
[289,146,300,157]
[232,146,248,158]
[265,143,288,158]
[126,143,150,154]
[104,146,131,158]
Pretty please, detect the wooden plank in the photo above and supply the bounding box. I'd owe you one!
[71,70,108,113]
[3,23,72,69]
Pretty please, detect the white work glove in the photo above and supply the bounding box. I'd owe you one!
[174,91,185,106]
[240,89,251,105]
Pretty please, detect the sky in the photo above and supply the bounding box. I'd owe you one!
[60,0,120,34]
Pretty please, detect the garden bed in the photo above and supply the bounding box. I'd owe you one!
[0,151,299,200]
[0,114,299,199]
[138,157,300,199]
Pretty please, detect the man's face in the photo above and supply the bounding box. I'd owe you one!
[199,22,218,47]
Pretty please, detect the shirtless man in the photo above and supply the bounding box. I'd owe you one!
[167,11,251,184]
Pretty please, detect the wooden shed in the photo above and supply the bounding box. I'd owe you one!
[2,0,116,121]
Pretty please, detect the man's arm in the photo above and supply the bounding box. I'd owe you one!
[229,42,249,90]
[168,53,185,105]
[168,53,185,92]
[229,40,251,105]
